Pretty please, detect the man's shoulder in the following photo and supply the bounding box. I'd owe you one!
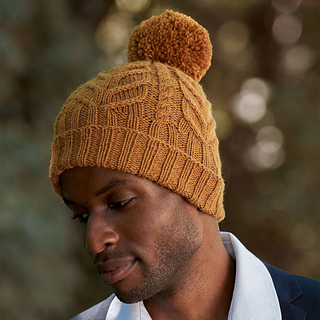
[69,294,115,320]
[265,263,320,295]
[264,263,320,320]
[291,271,320,297]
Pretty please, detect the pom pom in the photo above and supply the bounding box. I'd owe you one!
[127,10,212,83]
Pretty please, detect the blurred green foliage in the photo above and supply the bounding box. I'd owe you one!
[1,0,319,319]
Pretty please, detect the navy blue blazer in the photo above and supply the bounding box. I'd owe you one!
[265,263,320,320]
[71,264,320,320]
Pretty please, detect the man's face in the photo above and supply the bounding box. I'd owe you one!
[60,167,204,303]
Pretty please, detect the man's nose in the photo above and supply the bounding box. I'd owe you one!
[85,215,119,254]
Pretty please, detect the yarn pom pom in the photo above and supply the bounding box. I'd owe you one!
[127,10,212,83]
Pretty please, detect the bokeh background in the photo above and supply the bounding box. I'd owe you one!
[1,0,319,319]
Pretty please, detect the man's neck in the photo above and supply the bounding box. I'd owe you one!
[143,221,235,320]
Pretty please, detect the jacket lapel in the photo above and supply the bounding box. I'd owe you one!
[264,263,306,320]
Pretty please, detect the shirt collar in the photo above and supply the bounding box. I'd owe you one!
[221,232,281,320]
[106,232,281,320]
[105,296,151,320]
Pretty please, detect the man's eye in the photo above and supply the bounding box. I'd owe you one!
[109,198,132,210]
[71,213,89,223]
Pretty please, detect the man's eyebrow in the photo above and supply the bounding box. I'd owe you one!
[62,197,76,205]
[95,178,136,196]
[62,178,138,205]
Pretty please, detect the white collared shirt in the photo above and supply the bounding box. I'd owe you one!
[106,232,282,320]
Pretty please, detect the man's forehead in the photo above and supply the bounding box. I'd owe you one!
[60,166,144,188]
[60,166,166,196]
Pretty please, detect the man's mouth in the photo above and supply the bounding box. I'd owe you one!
[96,258,136,284]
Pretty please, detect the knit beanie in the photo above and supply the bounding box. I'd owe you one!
[49,10,225,221]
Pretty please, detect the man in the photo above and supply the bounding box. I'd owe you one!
[50,10,320,320]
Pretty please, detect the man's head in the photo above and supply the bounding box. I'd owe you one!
[60,166,210,303]
[49,10,225,221]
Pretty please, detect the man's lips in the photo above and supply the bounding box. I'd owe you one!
[96,258,136,284]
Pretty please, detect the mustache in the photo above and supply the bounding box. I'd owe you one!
[93,250,134,266]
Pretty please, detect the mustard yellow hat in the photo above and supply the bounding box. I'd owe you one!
[49,10,225,221]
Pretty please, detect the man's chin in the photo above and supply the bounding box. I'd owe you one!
[113,291,146,304]
[111,285,157,305]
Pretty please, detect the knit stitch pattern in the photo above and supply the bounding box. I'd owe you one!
[50,11,225,221]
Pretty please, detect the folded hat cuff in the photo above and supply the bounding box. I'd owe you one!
[50,125,225,221]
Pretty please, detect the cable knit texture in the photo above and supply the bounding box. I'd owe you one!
[49,10,225,221]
